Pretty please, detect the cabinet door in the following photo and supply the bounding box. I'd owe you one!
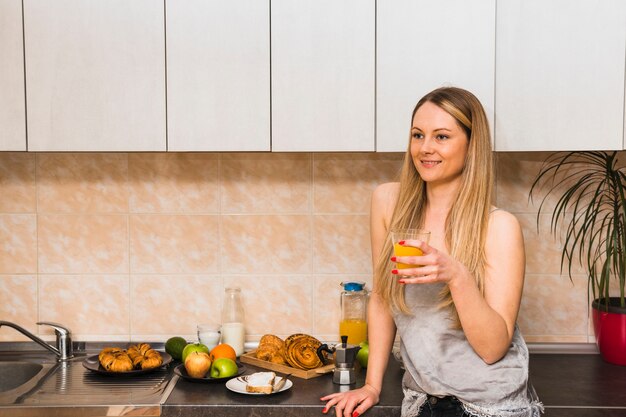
[24,0,166,151]
[0,0,26,151]
[271,0,375,152]
[496,0,626,151]
[377,0,496,152]
[166,0,270,151]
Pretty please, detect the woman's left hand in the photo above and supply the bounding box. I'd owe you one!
[391,240,468,285]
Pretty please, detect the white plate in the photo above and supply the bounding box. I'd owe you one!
[225,376,293,395]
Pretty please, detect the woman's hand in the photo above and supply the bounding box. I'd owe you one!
[391,240,470,285]
[320,384,380,417]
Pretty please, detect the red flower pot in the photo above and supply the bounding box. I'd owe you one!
[592,298,626,366]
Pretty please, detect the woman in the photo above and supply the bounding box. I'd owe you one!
[321,87,542,417]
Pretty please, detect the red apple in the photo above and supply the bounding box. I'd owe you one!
[184,351,212,378]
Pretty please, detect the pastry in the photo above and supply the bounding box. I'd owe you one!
[127,343,163,370]
[284,333,323,370]
[256,334,287,365]
[99,348,133,372]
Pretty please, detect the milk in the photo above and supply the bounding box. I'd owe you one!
[220,322,245,356]
[197,325,221,351]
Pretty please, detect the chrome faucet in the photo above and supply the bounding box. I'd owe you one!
[0,321,74,361]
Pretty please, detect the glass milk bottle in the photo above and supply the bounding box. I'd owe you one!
[339,281,368,345]
[221,287,246,357]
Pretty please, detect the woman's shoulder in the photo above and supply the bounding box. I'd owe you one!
[371,182,400,226]
[487,207,523,243]
[372,182,400,200]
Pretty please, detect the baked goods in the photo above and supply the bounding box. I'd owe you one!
[127,343,163,370]
[284,333,323,370]
[256,334,287,365]
[97,343,163,372]
[246,371,276,394]
[99,347,134,372]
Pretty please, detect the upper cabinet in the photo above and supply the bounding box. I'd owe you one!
[495,0,626,151]
[166,0,270,151]
[0,0,26,151]
[271,0,375,152]
[24,0,166,151]
[377,0,496,152]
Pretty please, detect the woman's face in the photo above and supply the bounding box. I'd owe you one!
[410,101,469,188]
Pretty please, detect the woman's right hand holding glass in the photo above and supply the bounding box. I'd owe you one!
[320,383,380,417]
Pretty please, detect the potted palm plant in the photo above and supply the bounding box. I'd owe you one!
[530,151,626,365]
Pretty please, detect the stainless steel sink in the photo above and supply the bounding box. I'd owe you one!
[0,361,44,393]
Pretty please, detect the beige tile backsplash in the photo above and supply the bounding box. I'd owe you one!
[0,151,606,344]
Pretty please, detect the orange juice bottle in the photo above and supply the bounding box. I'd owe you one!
[339,282,368,345]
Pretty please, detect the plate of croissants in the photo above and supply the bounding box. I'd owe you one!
[83,343,172,375]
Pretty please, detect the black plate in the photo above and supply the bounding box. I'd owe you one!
[174,363,246,382]
[82,352,172,375]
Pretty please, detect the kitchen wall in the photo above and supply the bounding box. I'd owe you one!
[0,151,600,344]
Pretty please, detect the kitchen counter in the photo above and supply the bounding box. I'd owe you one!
[163,353,626,417]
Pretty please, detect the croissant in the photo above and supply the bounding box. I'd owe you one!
[284,333,323,370]
[127,343,163,370]
[99,348,133,372]
[256,334,287,365]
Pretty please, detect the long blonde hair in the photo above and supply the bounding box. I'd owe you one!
[374,87,494,320]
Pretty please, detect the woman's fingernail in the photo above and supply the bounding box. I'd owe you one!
[322,408,327,414]
[398,240,405,245]
[398,280,406,284]
[390,256,397,262]
[353,412,360,417]
[391,269,398,275]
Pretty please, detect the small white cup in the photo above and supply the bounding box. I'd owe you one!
[197,323,221,351]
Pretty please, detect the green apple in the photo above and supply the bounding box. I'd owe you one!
[182,342,209,363]
[356,341,369,368]
[210,357,238,378]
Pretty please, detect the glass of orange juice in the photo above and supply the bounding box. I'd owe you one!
[390,229,430,269]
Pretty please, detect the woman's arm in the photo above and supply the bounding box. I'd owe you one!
[321,183,398,416]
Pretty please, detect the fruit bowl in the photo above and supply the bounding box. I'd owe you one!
[173,363,246,382]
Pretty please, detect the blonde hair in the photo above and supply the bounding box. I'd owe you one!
[374,87,494,320]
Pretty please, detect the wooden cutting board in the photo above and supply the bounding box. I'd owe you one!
[240,350,334,379]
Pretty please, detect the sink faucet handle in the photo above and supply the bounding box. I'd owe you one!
[36,322,72,336]
[37,322,73,360]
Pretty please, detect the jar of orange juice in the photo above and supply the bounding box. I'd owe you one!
[339,281,368,345]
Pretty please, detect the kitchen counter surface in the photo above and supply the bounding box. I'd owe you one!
[163,353,626,417]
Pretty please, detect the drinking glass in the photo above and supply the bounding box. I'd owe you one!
[390,229,430,269]
[197,323,221,351]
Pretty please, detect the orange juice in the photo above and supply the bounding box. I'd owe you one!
[339,319,367,345]
[393,243,423,269]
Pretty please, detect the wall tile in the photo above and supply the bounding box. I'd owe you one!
[221,215,312,274]
[39,274,130,338]
[517,212,585,275]
[0,153,36,213]
[129,153,219,213]
[0,275,37,341]
[0,214,37,273]
[314,153,402,213]
[496,152,551,213]
[221,153,310,214]
[130,274,222,338]
[38,214,128,273]
[313,274,372,341]
[130,215,219,273]
[37,153,128,213]
[224,275,313,338]
[313,215,371,274]
[518,274,588,339]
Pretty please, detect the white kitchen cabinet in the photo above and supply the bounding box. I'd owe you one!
[24,0,166,151]
[377,0,496,152]
[0,0,26,151]
[496,0,626,151]
[271,0,375,152]
[166,0,270,151]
